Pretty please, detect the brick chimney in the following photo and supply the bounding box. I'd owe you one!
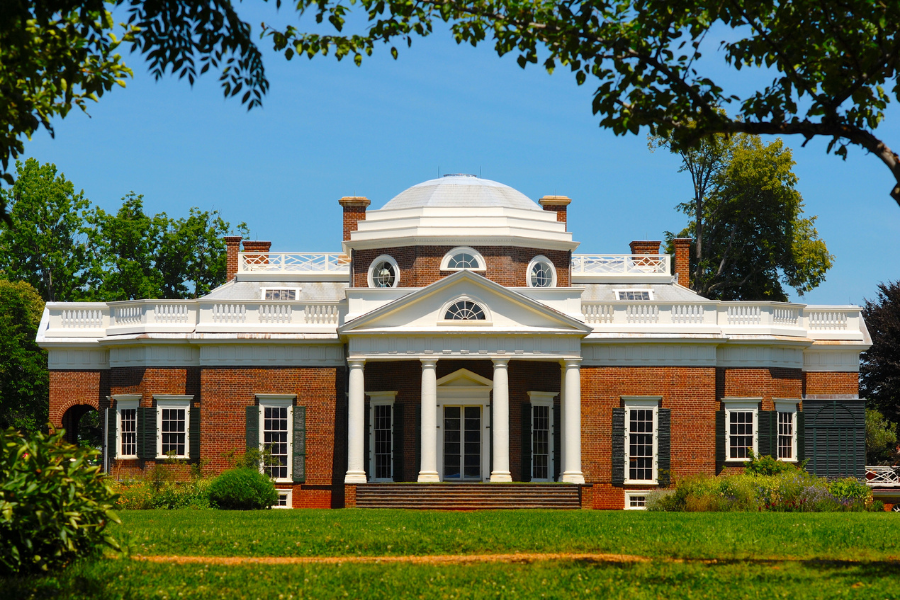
[629,240,661,255]
[539,195,571,229]
[673,238,692,287]
[340,196,370,241]
[224,235,242,282]
[242,240,272,267]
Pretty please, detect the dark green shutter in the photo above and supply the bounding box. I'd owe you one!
[521,403,532,482]
[488,402,493,475]
[715,410,726,473]
[797,411,806,463]
[139,407,157,460]
[657,408,671,487]
[364,399,371,480]
[189,406,200,461]
[392,403,404,482]
[757,411,775,457]
[611,408,625,486]
[415,405,421,475]
[553,403,561,481]
[293,406,306,483]
[106,407,117,461]
[246,405,259,452]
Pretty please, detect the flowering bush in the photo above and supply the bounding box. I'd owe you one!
[112,478,211,510]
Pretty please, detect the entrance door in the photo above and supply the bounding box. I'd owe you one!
[443,406,482,480]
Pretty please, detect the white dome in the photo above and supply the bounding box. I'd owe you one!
[380,175,542,211]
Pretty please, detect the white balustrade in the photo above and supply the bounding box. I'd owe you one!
[582,303,614,324]
[671,304,705,324]
[626,304,659,323]
[239,252,350,274]
[726,305,761,326]
[212,303,247,323]
[304,303,340,325]
[114,305,143,326]
[865,466,900,487]
[773,307,800,326]
[154,303,190,324]
[259,304,292,324]
[571,254,671,276]
[807,310,849,330]
[61,308,104,329]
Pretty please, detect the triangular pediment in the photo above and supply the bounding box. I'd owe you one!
[437,369,493,388]
[340,270,591,335]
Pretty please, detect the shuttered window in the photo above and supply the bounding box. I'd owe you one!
[252,396,296,483]
[722,399,760,462]
[155,398,192,459]
[621,398,662,484]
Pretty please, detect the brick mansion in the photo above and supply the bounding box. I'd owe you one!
[38,175,870,509]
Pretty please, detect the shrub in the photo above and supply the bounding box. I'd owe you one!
[0,427,120,575]
[208,468,278,510]
[744,450,800,476]
[112,478,211,510]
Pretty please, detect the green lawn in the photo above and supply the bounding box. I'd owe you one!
[5,509,899,600]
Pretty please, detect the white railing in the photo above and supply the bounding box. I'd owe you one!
[155,303,191,324]
[239,252,350,274]
[582,303,614,324]
[303,303,341,325]
[807,309,850,330]
[672,304,705,324]
[60,308,105,329]
[571,254,671,277]
[726,304,762,326]
[866,466,900,487]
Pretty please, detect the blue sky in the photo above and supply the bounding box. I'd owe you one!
[21,4,900,306]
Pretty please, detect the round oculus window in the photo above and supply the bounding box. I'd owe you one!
[529,260,554,287]
[372,260,396,288]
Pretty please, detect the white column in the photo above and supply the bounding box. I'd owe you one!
[557,362,566,482]
[345,359,367,483]
[490,358,512,482]
[562,358,585,484]
[418,359,440,482]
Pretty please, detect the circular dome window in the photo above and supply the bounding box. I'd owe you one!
[528,255,556,288]
[368,255,400,288]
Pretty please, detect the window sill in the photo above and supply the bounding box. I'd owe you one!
[116,455,138,460]
[624,480,658,486]
[155,455,190,460]
[725,459,750,463]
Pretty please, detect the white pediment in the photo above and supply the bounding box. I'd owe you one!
[339,271,591,335]
[437,368,493,388]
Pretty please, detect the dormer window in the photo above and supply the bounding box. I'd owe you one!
[262,288,299,301]
[527,256,556,288]
[368,255,400,288]
[616,290,653,301]
[441,247,486,271]
[444,300,486,321]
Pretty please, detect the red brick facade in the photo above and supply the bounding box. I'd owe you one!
[352,246,571,288]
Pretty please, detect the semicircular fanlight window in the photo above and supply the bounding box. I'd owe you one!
[444,300,486,321]
[447,252,480,269]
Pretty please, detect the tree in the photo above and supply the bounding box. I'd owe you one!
[0,280,49,434]
[861,281,900,424]
[0,159,90,302]
[659,133,832,300]
[7,2,900,214]
[865,408,898,466]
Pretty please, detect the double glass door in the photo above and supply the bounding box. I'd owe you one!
[443,406,481,480]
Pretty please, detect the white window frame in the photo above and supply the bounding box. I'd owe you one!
[438,295,493,325]
[722,398,760,462]
[624,490,650,510]
[440,247,486,271]
[367,254,400,288]
[113,394,141,459]
[614,289,655,301]
[260,287,301,301]
[527,392,556,482]
[368,392,397,482]
[774,399,800,463]
[623,397,660,485]
[274,488,293,509]
[526,255,557,288]
[154,395,193,459]
[256,394,295,483]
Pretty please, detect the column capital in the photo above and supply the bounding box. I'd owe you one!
[491,358,510,367]
[562,358,582,368]
[348,358,366,368]
[420,358,439,367]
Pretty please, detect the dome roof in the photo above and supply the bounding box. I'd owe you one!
[380,174,542,211]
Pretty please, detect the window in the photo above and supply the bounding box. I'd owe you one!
[444,300,486,321]
[625,492,649,510]
[274,489,293,509]
[156,398,192,459]
[369,392,396,481]
[527,255,556,288]
[615,290,652,301]
[262,288,298,301]
[775,400,800,462]
[367,255,400,288]
[115,397,139,459]
[624,398,658,484]
[723,399,759,461]
[258,397,294,482]
[441,247,486,271]
[528,392,555,482]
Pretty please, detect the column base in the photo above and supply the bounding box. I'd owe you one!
[561,471,585,484]
[344,471,368,484]
[417,471,440,482]
[490,471,513,482]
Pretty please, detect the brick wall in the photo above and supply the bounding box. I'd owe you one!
[716,367,803,410]
[49,370,110,427]
[803,371,859,396]
[352,246,571,288]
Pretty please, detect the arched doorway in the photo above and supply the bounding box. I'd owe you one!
[60,404,102,450]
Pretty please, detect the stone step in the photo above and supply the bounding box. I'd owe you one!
[354,483,582,510]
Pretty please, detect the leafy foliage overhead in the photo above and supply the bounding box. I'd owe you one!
[861,281,900,424]
[0,280,48,434]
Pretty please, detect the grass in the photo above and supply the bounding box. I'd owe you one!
[116,509,900,561]
[5,509,899,599]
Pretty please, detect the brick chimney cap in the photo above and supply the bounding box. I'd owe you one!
[224,235,243,243]
[242,240,271,250]
[673,237,692,244]
[539,195,572,207]
[339,196,371,208]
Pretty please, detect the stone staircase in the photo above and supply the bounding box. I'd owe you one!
[355,483,582,510]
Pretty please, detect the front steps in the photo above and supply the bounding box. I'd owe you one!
[354,483,582,510]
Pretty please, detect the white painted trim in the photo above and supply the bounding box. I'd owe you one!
[155,398,192,459]
[367,254,400,288]
[436,369,493,482]
[624,490,651,510]
[722,398,760,462]
[257,397,294,483]
[115,398,140,459]
[623,398,659,485]
[526,255,557,288]
[440,247,486,271]
[774,400,800,462]
[527,392,556,482]
[274,488,293,509]
[367,392,397,482]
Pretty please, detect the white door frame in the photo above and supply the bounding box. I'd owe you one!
[435,369,493,482]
